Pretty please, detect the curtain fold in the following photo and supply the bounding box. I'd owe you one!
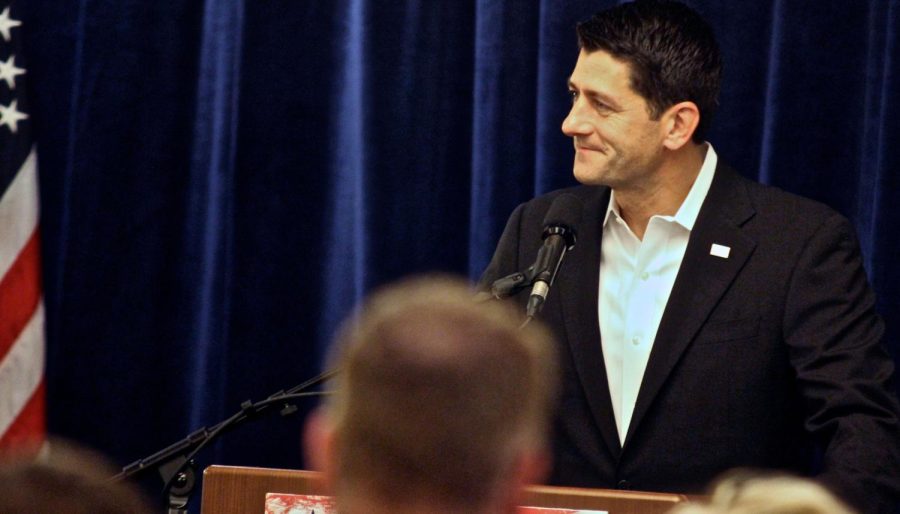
[322,0,369,351]
[867,0,899,357]
[756,0,783,186]
[180,0,243,430]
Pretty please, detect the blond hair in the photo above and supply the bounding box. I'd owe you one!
[668,471,856,514]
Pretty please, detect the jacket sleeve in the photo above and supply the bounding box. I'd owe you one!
[783,211,900,514]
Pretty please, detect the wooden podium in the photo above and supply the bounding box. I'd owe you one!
[201,464,689,514]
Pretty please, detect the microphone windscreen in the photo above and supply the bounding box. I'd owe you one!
[542,193,583,232]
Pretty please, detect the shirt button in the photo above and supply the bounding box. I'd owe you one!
[632,336,640,345]
[640,271,649,280]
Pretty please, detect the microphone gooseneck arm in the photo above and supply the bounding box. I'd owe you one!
[114,367,340,514]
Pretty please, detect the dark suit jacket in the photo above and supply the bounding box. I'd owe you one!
[480,162,900,513]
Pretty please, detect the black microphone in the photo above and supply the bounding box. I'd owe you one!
[525,194,582,318]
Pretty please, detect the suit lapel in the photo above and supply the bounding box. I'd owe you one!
[556,186,623,460]
[624,164,757,447]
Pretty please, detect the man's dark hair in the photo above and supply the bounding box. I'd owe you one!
[577,0,722,142]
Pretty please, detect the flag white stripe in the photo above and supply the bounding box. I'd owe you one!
[0,147,38,279]
[0,301,45,436]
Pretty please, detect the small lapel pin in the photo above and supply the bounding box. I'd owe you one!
[710,243,731,259]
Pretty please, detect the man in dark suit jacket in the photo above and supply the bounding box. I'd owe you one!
[480,2,900,513]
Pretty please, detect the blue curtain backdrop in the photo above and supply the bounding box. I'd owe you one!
[13,0,900,508]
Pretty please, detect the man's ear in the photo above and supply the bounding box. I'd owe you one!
[517,446,551,487]
[495,446,553,513]
[661,101,700,150]
[302,407,337,492]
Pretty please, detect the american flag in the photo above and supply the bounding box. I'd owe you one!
[0,0,45,452]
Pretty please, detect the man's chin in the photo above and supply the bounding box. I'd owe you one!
[573,167,607,186]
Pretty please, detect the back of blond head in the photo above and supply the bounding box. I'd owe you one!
[324,275,558,510]
[668,471,856,514]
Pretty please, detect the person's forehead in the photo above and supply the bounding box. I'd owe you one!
[568,49,643,107]
[569,49,633,86]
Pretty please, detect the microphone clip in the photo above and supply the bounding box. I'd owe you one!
[488,268,533,299]
[485,225,577,301]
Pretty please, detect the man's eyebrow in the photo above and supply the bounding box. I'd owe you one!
[568,78,622,110]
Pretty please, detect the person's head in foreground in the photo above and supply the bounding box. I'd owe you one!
[304,275,559,514]
[667,470,857,514]
[0,439,154,514]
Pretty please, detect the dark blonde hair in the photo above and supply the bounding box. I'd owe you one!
[667,471,856,514]
[0,440,154,514]
[325,275,558,509]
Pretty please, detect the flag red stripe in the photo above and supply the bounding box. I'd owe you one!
[0,380,45,450]
[0,227,41,360]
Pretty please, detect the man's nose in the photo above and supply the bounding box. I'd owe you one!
[562,104,591,137]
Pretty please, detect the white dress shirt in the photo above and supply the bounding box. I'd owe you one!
[599,144,718,445]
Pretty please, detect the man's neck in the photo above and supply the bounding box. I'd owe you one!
[614,143,707,240]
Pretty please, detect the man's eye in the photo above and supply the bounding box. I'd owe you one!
[592,100,612,112]
[569,90,578,102]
